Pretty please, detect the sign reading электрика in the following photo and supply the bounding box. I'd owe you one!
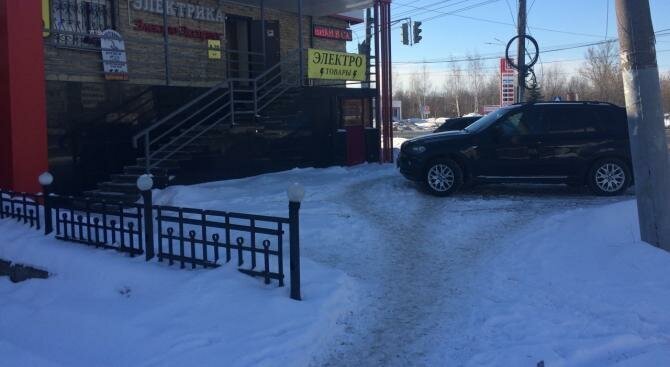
[130,0,225,23]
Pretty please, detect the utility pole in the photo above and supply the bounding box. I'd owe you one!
[516,0,527,103]
[615,0,670,251]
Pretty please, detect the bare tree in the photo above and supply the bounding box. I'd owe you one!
[407,67,429,118]
[541,64,568,100]
[467,53,485,113]
[419,64,432,118]
[480,71,500,106]
[661,71,670,113]
[580,42,625,104]
[448,58,463,116]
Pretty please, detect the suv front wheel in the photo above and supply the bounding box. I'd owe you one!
[588,158,631,196]
[424,159,463,196]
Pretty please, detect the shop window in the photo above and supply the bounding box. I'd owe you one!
[341,98,372,128]
[51,0,115,49]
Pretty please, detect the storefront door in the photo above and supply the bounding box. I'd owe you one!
[341,98,369,165]
[251,20,280,72]
[226,15,251,79]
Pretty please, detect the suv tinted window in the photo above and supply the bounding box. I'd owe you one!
[543,107,589,134]
[497,108,544,136]
[597,107,628,137]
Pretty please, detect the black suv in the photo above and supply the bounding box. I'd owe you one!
[433,116,482,133]
[398,102,632,196]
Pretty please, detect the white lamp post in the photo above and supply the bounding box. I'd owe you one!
[38,171,53,187]
[287,182,304,300]
[136,174,155,261]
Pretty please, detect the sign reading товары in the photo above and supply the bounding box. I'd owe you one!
[131,0,225,23]
[308,49,366,81]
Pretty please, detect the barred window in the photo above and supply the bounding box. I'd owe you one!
[51,0,115,49]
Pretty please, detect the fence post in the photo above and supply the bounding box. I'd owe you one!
[137,174,155,261]
[38,172,54,235]
[287,183,305,301]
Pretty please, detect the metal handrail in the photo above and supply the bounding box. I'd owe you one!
[151,99,232,152]
[133,48,304,172]
[149,91,229,146]
[132,82,228,147]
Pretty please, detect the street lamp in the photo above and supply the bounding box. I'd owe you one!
[137,174,155,261]
[287,182,305,203]
[38,171,54,234]
[286,182,304,300]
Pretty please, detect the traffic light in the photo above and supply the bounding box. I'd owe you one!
[413,21,423,44]
[401,22,409,45]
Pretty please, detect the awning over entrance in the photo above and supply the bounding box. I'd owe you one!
[233,0,374,17]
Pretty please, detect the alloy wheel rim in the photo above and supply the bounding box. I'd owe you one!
[427,164,455,192]
[595,163,626,192]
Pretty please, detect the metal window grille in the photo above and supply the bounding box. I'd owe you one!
[0,190,41,230]
[51,0,115,50]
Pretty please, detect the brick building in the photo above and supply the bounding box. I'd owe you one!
[1,0,394,198]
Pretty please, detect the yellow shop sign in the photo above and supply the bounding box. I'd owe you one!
[307,49,366,81]
[208,39,221,59]
[42,0,50,37]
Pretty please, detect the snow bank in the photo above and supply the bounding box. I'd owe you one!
[0,166,383,367]
[462,200,670,366]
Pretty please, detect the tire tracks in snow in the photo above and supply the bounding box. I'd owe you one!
[315,173,629,367]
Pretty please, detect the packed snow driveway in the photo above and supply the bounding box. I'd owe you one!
[4,163,662,367]
[312,168,632,367]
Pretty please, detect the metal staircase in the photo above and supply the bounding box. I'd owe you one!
[84,51,301,202]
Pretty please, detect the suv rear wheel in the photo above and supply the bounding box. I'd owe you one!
[424,159,463,196]
[588,158,631,196]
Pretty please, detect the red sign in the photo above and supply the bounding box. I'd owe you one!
[500,58,514,73]
[500,57,516,106]
[132,19,222,41]
[313,25,353,41]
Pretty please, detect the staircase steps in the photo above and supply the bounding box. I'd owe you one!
[87,78,305,200]
[136,158,182,169]
[123,166,172,176]
[81,190,141,204]
[97,182,141,194]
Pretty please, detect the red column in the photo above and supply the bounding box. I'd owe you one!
[0,0,48,193]
[378,0,393,163]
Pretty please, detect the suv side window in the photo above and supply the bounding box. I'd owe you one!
[597,107,629,138]
[544,106,595,135]
[497,109,544,137]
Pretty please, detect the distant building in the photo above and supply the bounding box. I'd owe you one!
[392,100,402,121]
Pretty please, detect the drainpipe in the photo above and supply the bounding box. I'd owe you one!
[297,0,304,86]
[162,0,170,85]
[261,0,266,71]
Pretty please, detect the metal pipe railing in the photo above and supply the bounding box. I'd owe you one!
[134,48,304,172]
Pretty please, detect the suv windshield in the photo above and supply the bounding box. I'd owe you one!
[464,106,518,133]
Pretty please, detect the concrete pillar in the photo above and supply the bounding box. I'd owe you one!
[0,0,48,193]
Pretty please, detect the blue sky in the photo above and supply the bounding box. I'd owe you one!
[348,0,670,84]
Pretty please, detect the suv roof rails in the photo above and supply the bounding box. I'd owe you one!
[512,100,621,107]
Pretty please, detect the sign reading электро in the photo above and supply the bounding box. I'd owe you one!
[307,49,366,81]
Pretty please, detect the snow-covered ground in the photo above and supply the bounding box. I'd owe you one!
[2,164,670,366]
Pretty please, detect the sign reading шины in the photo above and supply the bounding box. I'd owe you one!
[307,49,366,81]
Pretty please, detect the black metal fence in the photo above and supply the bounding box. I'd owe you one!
[0,179,303,300]
[51,196,144,256]
[0,190,41,230]
[156,206,287,285]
